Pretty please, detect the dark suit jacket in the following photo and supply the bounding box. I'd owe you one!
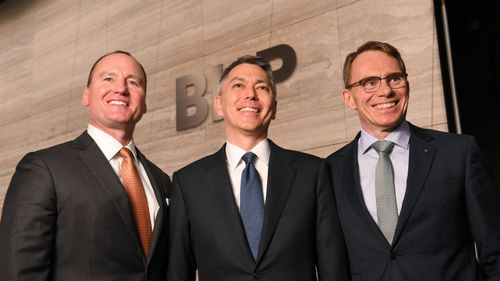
[326,123,500,281]
[0,131,171,281]
[167,140,349,281]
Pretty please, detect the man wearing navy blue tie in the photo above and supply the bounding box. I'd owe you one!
[167,55,349,281]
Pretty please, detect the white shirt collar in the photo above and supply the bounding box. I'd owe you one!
[359,120,411,154]
[87,124,138,161]
[225,139,271,171]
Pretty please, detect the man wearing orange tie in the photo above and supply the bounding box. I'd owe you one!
[0,51,170,281]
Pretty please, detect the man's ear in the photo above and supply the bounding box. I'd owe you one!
[82,87,90,107]
[342,89,356,110]
[215,94,224,118]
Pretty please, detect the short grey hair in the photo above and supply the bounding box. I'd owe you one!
[218,55,276,98]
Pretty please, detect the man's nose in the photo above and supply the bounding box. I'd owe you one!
[113,80,128,94]
[243,87,257,100]
[377,79,393,96]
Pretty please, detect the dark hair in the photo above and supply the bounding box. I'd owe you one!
[219,55,276,98]
[342,41,406,88]
[86,50,147,90]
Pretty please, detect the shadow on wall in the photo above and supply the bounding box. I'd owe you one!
[0,0,39,25]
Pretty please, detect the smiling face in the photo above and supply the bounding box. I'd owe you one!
[82,53,147,141]
[343,50,409,139]
[215,63,277,147]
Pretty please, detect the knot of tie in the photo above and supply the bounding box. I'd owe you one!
[242,152,257,165]
[120,147,134,160]
[372,140,394,154]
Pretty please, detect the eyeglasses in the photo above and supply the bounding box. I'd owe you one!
[346,72,408,93]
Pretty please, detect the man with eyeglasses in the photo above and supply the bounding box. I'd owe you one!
[326,41,500,281]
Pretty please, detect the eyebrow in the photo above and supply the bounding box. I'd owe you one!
[255,79,269,85]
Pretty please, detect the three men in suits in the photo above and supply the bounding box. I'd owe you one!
[167,55,349,281]
[326,41,500,280]
[0,51,170,281]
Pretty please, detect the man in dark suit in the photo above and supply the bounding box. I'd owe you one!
[167,55,348,281]
[326,41,500,280]
[0,51,170,281]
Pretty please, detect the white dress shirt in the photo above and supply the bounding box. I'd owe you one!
[225,139,270,209]
[357,121,410,223]
[87,124,160,228]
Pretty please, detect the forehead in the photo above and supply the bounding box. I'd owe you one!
[226,63,269,82]
[93,53,143,78]
[351,50,401,77]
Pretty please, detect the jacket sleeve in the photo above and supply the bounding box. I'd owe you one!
[166,172,197,281]
[315,160,350,281]
[465,137,500,280]
[0,152,57,281]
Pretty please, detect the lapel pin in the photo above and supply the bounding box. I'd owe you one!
[423,148,429,153]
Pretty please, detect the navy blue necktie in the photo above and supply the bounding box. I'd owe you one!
[240,152,264,259]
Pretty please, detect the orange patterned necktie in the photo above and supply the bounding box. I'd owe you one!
[119,147,152,256]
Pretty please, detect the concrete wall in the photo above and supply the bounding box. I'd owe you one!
[0,0,447,212]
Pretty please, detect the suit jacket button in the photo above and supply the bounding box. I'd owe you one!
[253,272,262,279]
[390,252,397,260]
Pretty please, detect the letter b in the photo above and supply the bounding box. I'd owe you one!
[176,73,208,131]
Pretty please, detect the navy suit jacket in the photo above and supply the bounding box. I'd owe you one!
[167,140,349,281]
[326,123,500,281]
[0,131,171,281]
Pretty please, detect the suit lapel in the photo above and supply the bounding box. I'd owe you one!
[256,141,296,263]
[74,132,142,255]
[393,125,435,243]
[343,127,437,246]
[137,150,167,261]
[205,146,254,259]
[342,138,385,240]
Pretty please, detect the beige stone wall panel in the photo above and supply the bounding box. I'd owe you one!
[0,0,446,215]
